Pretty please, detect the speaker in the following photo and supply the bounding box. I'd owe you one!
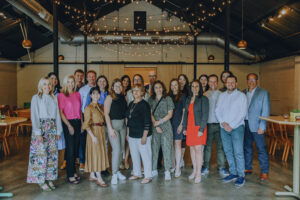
[134,11,146,31]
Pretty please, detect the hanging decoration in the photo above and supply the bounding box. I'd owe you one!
[237,0,247,50]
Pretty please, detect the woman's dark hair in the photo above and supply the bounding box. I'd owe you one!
[220,70,233,83]
[168,78,182,102]
[121,75,131,92]
[132,74,145,85]
[190,80,203,97]
[198,74,209,92]
[151,80,167,99]
[47,72,61,92]
[89,86,100,95]
[178,74,189,97]
[96,75,109,92]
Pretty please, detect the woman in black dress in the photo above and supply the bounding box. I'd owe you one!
[169,79,186,177]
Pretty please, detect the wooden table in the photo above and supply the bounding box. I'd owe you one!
[0,117,27,155]
[0,117,27,198]
[260,116,300,199]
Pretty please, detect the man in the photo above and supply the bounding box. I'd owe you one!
[243,73,270,181]
[219,70,233,92]
[74,69,85,92]
[78,70,97,171]
[145,70,157,93]
[216,75,247,187]
[202,74,228,177]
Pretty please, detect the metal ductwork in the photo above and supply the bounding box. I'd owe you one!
[62,33,260,61]
[7,0,73,41]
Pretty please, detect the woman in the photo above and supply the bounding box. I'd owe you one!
[104,79,127,185]
[126,84,152,184]
[149,80,174,181]
[85,75,109,107]
[57,75,82,184]
[199,74,209,93]
[83,87,109,187]
[168,79,186,178]
[178,74,189,97]
[126,74,150,104]
[121,75,131,96]
[27,76,62,191]
[48,72,61,96]
[177,74,189,168]
[183,80,209,183]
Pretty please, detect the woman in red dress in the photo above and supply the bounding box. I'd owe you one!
[183,80,209,183]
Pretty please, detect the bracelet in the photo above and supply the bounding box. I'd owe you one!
[159,119,164,125]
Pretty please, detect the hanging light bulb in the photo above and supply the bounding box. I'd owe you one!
[238,0,247,49]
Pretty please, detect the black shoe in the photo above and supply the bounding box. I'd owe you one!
[101,170,110,176]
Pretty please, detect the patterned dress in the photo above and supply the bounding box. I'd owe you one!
[148,96,175,171]
[27,94,62,184]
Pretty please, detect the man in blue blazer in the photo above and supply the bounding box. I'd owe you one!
[244,73,270,181]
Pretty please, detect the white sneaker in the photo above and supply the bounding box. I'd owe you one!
[152,170,158,177]
[111,174,118,185]
[117,171,126,180]
[165,171,171,181]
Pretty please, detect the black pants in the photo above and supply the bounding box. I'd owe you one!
[63,119,81,178]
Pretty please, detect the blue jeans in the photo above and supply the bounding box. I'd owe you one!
[221,125,245,177]
[79,131,87,164]
[244,120,269,174]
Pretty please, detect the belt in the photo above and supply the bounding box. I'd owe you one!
[91,123,105,127]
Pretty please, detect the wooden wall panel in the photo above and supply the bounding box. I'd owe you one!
[260,56,296,115]
[0,63,17,106]
[157,64,182,87]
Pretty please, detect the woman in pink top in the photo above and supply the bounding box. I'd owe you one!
[58,75,82,184]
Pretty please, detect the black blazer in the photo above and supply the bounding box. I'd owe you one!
[183,95,209,133]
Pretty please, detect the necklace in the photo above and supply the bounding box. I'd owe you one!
[129,102,137,119]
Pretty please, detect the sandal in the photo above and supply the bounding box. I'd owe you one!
[68,177,79,184]
[97,180,108,187]
[141,178,152,184]
[47,181,56,190]
[89,177,98,181]
[74,174,81,181]
[129,175,142,180]
[39,183,52,192]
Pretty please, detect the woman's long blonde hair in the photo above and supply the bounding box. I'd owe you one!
[61,75,75,96]
[37,76,54,98]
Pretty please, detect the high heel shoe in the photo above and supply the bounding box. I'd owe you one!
[175,170,181,178]
[47,181,56,190]
[188,174,195,180]
[97,180,108,187]
[39,183,52,192]
[194,177,201,184]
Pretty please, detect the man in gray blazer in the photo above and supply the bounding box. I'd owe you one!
[244,73,270,181]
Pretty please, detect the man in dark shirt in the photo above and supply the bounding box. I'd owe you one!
[74,69,85,92]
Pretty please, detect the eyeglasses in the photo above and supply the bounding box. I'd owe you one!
[247,79,256,82]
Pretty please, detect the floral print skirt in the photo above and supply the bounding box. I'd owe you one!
[27,119,58,184]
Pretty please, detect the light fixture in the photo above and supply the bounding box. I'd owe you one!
[238,0,247,49]
[58,55,65,60]
[208,55,215,62]
[237,40,247,49]
[22,39,32,49]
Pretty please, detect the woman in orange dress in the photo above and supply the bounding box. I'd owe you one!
[183,80,209,183]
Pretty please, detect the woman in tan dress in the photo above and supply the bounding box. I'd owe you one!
[83,87,109,187]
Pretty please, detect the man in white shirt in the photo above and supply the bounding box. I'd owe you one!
[202,74,228,177]
[216,75,247,187]
[243,73,270,181]
[78,70,96,171]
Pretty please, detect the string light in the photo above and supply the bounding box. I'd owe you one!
[261,6,293,28]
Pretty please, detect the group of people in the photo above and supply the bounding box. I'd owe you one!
[26,68,270,191]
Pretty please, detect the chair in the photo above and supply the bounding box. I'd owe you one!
[16,111,32,136]
[270,123,285,157]
[282,125,294,162]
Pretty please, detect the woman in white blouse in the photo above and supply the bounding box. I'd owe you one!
[27,76,63,191]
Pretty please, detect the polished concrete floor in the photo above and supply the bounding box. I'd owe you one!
[0,135,296,200]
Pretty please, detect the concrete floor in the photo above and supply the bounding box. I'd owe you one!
[0,136,296,200]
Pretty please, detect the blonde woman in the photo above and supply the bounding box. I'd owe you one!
[58,75,82,184]
[104,78,127,185]
[27,76,62,191]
